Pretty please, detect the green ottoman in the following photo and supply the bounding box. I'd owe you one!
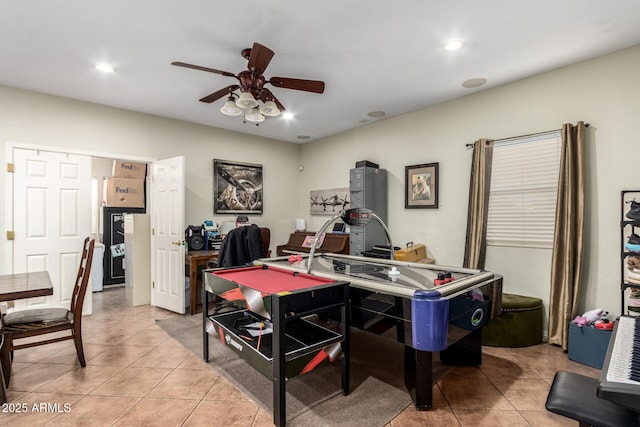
[482,293,543,347]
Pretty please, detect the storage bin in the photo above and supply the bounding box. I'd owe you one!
[568,322,612,369]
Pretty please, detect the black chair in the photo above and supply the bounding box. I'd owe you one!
[0,238,95,387]
[217,224,265,268]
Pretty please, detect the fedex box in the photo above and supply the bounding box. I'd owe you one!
[103,178,145,208]
[113,160,147,179]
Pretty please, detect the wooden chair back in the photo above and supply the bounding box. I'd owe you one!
[70,237,95,320]
[260,227,271,257]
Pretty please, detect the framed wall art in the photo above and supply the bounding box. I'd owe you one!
[405,162,438,209]
[310,187,350,215]
[213,159,263,214]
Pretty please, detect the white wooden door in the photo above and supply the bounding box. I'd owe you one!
[150,156,185,313]
[11,148,92,312]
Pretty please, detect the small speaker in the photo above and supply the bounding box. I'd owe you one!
[185,225,205,251]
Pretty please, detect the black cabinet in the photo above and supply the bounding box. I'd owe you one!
[103,207,145,285]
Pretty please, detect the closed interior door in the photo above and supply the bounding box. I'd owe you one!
[11,147,92,312]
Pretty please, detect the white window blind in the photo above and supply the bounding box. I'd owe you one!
[486,131,561,248]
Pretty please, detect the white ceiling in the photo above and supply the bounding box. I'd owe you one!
[2,1,639,143]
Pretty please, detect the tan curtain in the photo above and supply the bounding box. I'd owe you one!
[463,139,493,270]
[548,122,586,349]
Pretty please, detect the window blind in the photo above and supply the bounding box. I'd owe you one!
[486,131,561,248]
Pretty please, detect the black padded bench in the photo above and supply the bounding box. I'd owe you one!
[545,371,640,427]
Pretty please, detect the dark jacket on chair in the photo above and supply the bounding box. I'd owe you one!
[217,224,264,268]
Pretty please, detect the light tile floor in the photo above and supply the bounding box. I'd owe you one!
[1,286,599,426]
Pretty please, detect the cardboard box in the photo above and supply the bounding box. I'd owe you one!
[568,322,612,369]
[394,244,427,262]
[113,160,147,179]
[103,178,145,208]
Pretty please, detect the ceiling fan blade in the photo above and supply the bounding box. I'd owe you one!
[247,42,274,74]
[171,61,236,78]
[199,85,239,103]
[269,77,325,93]
[259,88,286,112]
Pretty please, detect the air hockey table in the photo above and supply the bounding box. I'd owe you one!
[255,252,503,410]
[202,264,350,427]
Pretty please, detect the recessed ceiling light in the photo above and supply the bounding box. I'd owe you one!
[462,77,487,88]
[359,119,370,123]
[297,135,311,140]
[443,40,463,51]
[367,111,386,118]
[95,63,115,73]
[282,112,294,120]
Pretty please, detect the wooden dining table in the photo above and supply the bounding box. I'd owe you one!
[0,271,54,302]
[0,271,53,402]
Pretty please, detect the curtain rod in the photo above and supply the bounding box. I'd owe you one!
[465,123,590,149]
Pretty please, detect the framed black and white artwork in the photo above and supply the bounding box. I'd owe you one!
[213,159,263,214]
[310,187,350,215]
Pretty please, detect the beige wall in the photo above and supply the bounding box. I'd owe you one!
[2,44,639,322]
[0,87,302,260]
[300,44,640,320]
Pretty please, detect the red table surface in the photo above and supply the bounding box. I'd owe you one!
[212,266,335,295]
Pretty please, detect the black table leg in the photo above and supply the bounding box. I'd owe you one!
[272,294,286,427]
[404,345,434,410]
[202,272,209,362]
[341,283,350,395]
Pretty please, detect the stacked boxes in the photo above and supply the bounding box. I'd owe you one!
[103,160,147,208]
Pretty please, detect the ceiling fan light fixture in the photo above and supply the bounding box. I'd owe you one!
[220,98,243,116]
[236,91,259,109]
[259,100,280,117]
[245,108,265,123]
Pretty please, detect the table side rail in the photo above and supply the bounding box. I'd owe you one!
[255,258,496,300]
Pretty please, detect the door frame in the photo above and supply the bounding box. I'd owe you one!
[4,141,156,273]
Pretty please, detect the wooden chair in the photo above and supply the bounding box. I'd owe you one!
[0,237,95,387]
[260,227,271,257]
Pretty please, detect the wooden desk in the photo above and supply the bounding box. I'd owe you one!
[0,271,53,402]
[185,250,218,315]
